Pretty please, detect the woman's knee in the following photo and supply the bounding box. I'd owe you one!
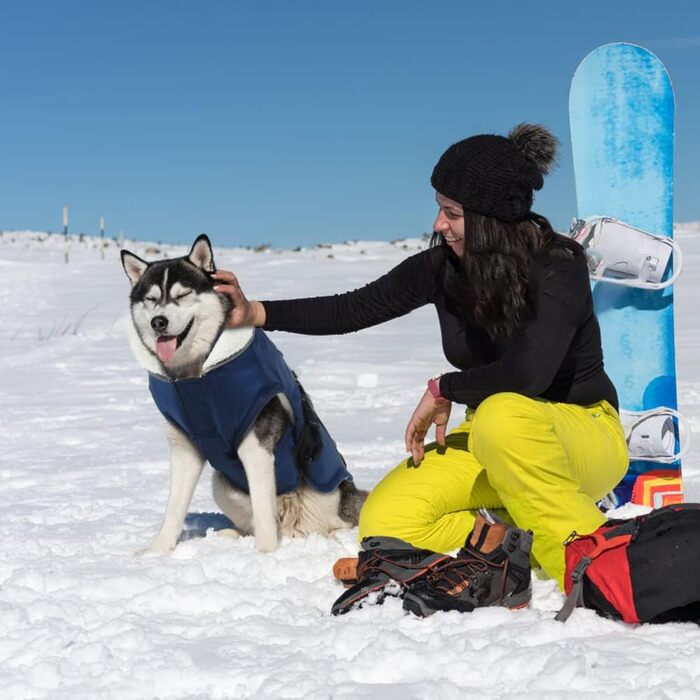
[357,486,390,535]
[358,482,435,539]
[470,393,541,455]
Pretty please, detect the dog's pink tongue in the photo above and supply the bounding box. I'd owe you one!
[156,336,178,362]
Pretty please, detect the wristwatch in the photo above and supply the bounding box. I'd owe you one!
[427,375,443,400]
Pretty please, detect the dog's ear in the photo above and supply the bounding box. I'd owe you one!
[121,250,150,286]
[188,234,215,272]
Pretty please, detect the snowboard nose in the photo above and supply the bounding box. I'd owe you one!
[151,315,169,332]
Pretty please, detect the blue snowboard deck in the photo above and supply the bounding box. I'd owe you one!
[569,43,681,505]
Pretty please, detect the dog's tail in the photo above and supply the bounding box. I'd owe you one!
[338,480,368,527]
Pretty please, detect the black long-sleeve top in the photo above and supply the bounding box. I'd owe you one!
[261,245,618,410]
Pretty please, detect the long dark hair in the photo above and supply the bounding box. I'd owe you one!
[431,210,582,339]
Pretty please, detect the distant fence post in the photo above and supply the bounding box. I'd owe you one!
[63,206,69,264]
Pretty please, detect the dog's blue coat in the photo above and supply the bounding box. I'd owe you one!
[148,328,351,495]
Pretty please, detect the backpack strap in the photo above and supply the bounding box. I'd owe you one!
[555,555,593,622]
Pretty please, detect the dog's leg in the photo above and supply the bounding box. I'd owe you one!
[237,395,292,552]
[138,421,205,555]
[238,429,279,553]
[212,471,253,535]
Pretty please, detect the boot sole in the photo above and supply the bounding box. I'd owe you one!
[403,587,532,618]
[402,592,438,618]
[331,580,394,615]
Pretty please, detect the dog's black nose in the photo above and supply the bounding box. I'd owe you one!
[151,315,169,332]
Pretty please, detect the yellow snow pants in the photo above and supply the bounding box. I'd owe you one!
[358,392,628,588]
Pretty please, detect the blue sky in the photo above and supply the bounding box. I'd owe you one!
[1,0,698,248]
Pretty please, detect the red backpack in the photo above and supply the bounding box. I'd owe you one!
[556,503,700,624]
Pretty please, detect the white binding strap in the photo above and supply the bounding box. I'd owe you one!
[619,407,690,464]
[570,216,683,290]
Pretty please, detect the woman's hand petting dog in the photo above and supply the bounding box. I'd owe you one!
[405,389,452,466]
[213,270,267,328]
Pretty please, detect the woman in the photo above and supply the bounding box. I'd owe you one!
[212,124,628,613]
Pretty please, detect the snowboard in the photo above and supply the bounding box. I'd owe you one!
[569,43,682,507]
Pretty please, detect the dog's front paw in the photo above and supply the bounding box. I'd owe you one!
[255,533,279,553]
[216,528,242,539]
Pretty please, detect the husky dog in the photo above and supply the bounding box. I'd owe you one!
[121,234,367,554]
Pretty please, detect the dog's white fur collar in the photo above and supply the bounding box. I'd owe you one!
[127,321,255,378]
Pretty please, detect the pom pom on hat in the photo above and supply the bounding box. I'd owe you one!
[508,123,559,175]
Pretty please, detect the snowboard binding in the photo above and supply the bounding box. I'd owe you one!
[595,404,689,511]
[619,407,690,465]
[569,216,683,290]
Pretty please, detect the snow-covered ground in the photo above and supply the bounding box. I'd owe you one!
[1,226,700,699]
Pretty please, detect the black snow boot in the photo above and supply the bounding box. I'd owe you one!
[402,510,532,618]
[330,536,452,616]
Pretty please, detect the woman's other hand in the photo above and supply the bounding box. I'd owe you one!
[212,270,266,328]
[404,389,452,466]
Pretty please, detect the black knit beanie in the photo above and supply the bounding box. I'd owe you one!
[430,123,558,223]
